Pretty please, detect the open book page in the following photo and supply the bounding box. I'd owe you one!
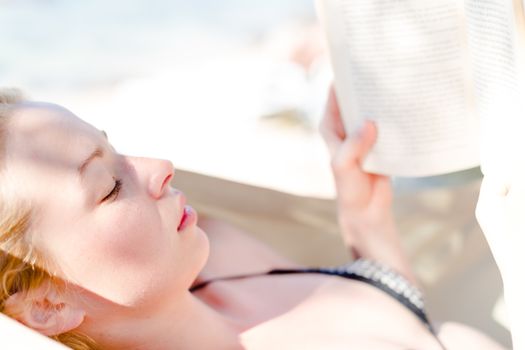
[465,0,525,178]
[317,0,479,177]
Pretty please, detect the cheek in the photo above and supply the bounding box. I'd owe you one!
[93,200,167,263]
[52,200,179,305]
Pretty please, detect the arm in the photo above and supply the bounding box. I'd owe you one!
[319,87,416,284]
[476,175,525,349]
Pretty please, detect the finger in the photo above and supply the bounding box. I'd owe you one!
[319,122,342,157]
[356,121,377,164]
[325,86,346,140]
[319,87,345,156]
[319,86,345,135]
[332,120,377,172]
[371,175,393,208]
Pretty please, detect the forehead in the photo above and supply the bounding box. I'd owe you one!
[7,102,101,162]
[9,102,98,142]
[4,103,104,194]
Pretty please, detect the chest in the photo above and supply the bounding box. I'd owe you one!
[196,274,442,350]
[195,218,441,348]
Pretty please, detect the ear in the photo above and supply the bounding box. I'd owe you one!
[4,282,86,336]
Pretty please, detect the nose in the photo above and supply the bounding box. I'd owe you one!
[127,156,175,199]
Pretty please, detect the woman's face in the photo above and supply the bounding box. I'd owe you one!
[4,103,209,308]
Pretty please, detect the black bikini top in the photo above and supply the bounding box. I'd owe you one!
[190,259,447,350]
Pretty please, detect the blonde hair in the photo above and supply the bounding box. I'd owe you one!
[0,88,100,349]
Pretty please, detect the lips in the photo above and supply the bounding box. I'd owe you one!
[177,205,197,231]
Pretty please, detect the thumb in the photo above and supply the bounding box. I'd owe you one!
[333,121,377,171]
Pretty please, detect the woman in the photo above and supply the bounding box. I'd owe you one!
[0,87,504,349]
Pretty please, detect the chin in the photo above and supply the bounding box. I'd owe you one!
[182,226,210,286]
[195,226,210,266]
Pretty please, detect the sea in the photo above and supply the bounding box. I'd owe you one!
[0,0,315,90]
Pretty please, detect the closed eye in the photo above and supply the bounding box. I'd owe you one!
[101,179,122,202]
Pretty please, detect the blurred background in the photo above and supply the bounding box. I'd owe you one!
[0,0,511,347]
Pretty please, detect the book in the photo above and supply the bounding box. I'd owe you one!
[316,0,525,177]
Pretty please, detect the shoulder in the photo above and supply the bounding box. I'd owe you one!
[197,216,299,281]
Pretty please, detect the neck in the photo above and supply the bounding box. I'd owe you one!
[85,291,244,350]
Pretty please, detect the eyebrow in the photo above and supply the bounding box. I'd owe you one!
[78,147,104,176]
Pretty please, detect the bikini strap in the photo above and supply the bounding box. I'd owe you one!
[190,259,446,349]
[268,259,446,350]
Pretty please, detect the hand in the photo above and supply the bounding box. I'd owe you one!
[476,175,525,350]
[319,87,413,280]
[319,87,394,243]
[476,175,525,281]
